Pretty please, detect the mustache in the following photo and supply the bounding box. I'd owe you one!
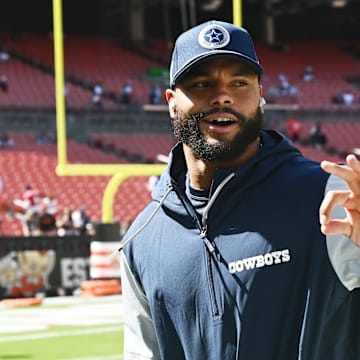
[191,107,246,122]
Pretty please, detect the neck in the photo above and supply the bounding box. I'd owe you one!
[183,137,261,190]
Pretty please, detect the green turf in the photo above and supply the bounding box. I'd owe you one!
[0,324,123,360]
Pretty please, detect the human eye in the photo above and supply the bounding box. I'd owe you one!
[233,79,248,87]
[192,79,209,88]
[181,77,208,90]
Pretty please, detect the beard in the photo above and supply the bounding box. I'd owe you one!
[171,106,264,162]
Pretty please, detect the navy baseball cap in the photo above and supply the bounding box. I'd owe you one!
[169,20,263,88]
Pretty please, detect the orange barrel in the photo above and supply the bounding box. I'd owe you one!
[89,241,120,279]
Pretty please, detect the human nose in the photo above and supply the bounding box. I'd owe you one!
[210,85,234,106]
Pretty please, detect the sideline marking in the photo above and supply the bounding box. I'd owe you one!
[0,325,123,342]
[58,355,123,360]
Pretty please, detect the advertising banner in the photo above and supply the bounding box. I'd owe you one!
[0,236,91,299]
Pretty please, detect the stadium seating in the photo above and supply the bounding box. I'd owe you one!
[0,125,355,237]
[256,41,360,109]
[288,120,360,155]
[321,121,360,154]
[1,33,360,110]
[91,133,175,162]
[0,32,359,236]
[296,143,345,164]
[0,33,166,110]
[0,133,153,236]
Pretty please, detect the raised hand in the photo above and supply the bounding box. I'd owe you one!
[320,154,360,246]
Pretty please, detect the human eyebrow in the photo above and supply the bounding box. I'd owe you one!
[231,69,257,77]
[186,69,211,80]
[177,72,209,88]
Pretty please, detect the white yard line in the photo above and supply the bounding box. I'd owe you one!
[58,355,123,360]
[0,295,123,333]
[0,324,123,342]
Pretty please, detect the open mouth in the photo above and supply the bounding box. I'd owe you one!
[208,118,236,126]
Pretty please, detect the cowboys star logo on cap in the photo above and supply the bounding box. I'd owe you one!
[198,24,230,49]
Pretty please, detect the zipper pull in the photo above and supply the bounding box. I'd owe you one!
[200,226,207,239]
[203,237,215,253]
[200,227,215,253]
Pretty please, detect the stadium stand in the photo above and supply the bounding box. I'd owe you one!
[90,133,175,163]
[0,133,154,236]
[295,143,345,164]
[0,32,359,237]
[256,41,360,109]
[290,120,360,156]
[1,34,359,111]
[321,121,360,154]
[0,33,167,110]
[0,122,356,237]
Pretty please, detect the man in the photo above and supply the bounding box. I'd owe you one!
[118,20,360,359]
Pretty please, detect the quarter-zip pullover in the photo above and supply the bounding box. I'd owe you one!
[120,129,360,360]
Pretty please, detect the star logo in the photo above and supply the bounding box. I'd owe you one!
[198,24,230,49]
[205,28,224,43]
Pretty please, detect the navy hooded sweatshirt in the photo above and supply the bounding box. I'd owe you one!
[120,129,360,360]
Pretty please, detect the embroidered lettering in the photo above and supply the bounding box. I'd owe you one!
[228,249,291,274]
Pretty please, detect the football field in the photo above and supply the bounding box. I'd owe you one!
[0,295,124,360]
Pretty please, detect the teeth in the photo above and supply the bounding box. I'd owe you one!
[211,118,233,123]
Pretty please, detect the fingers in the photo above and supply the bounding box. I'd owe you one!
[321,155,360,195]
[320,219,352,238]
[346,154,360,173]
[319,154,360,243]
[319,190,349,225]
[319,190,356,238]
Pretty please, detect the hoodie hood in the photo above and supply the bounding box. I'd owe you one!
[152,129,303,204]
[116,129,307,253]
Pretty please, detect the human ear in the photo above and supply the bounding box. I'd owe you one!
[166,89,176,118]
